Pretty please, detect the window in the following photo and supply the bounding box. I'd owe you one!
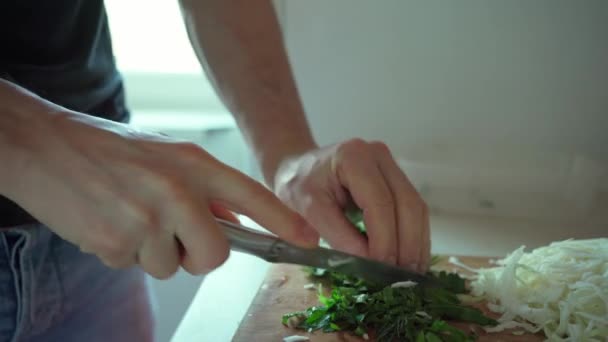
[105,0,199,73]
[104,0,227,114]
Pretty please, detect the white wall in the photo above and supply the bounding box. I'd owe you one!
[282,0,608,223]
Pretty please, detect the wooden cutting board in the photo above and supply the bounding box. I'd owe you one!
[233,256,545,341]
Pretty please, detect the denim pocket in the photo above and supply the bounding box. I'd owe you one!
[0,226,65,341]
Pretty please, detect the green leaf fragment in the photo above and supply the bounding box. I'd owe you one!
[425,331,444,342]
[329,322,341,331]
[430,255,443,266]
[345,208,366,234]
[430,271,467,294]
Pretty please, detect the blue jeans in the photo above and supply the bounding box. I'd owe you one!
[0,224,155,342]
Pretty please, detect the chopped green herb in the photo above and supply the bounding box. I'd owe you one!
[284,267,496,341]
[345,208,367,234]
[430,255,443,266]
[282,209,497,341]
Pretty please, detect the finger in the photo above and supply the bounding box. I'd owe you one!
[171,202,230,275]
[334,142,398,264]
[205,166,319,248]
[98,254,136,269]
[87,223,141,270]
[372,142,429,270]
[303,194,368,257]
[137,229,181,279]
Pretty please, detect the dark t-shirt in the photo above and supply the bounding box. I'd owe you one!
[0,0,127,226]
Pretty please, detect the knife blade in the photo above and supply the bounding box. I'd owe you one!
[272,241,431,286]
[217,218,432,287]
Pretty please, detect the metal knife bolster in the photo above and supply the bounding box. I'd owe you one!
[272,243,338,269]
[217,219,282,260]
[217,219,332,266]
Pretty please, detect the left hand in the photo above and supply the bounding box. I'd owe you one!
[272,138,430,271]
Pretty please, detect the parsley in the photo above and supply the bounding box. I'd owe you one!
[284,267,496,341]
[345,208,367,234]
[282,209,497,341]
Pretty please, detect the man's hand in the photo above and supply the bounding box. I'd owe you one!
[0,82,318,279]
[178,2,429,271]
[273,139,430,272]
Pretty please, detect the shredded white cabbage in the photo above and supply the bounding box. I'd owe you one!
[327,256,354,267]
[283,335,310,342]
[391,280,417,288]
[303,283,316,290]
[415,311,432,319]
[469,238,608,341]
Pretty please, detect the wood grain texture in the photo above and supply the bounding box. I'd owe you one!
[233,256,544,342]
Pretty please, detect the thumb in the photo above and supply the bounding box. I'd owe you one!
[304,197,368,257]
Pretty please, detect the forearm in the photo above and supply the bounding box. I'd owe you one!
[179,0,316,185]
[0,79,63,197]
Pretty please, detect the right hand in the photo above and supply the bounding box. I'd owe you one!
[4,110,319,279]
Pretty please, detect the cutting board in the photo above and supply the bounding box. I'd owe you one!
[233,256,545,342]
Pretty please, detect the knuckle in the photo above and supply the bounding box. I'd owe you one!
[100,255,132,269]
[369,197,396,209]
[127,159,173,186]
[125,200,159,229]
[369,141,391,154]
[299,177,321,194]
[420,200,429,214]
[153,170,181,192]
[399,191,427,214]
[137,166,186,195]
[175,141,204,155]
[98,256,116,268]
[97,227,136,258]
[411,198,428,215]
[185,238,230,275]
[274,184,292,203]
[205,245,230,270]
[151,173,192,205]
[168,185,192,207]
[300,195,318,219]
[150,264,179,280]
[276,175,315,206]
[110,234,133,253]
[337,138,368,156]
[153,273,171,280]
[174,142,210,162]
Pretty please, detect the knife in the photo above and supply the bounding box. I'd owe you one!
[216,218,432,287]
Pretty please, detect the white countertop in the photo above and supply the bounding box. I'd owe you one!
[172,212,606,342]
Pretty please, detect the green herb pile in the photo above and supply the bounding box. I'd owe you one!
[281,210,497,342]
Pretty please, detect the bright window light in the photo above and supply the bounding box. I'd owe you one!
[105,0,201,74]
